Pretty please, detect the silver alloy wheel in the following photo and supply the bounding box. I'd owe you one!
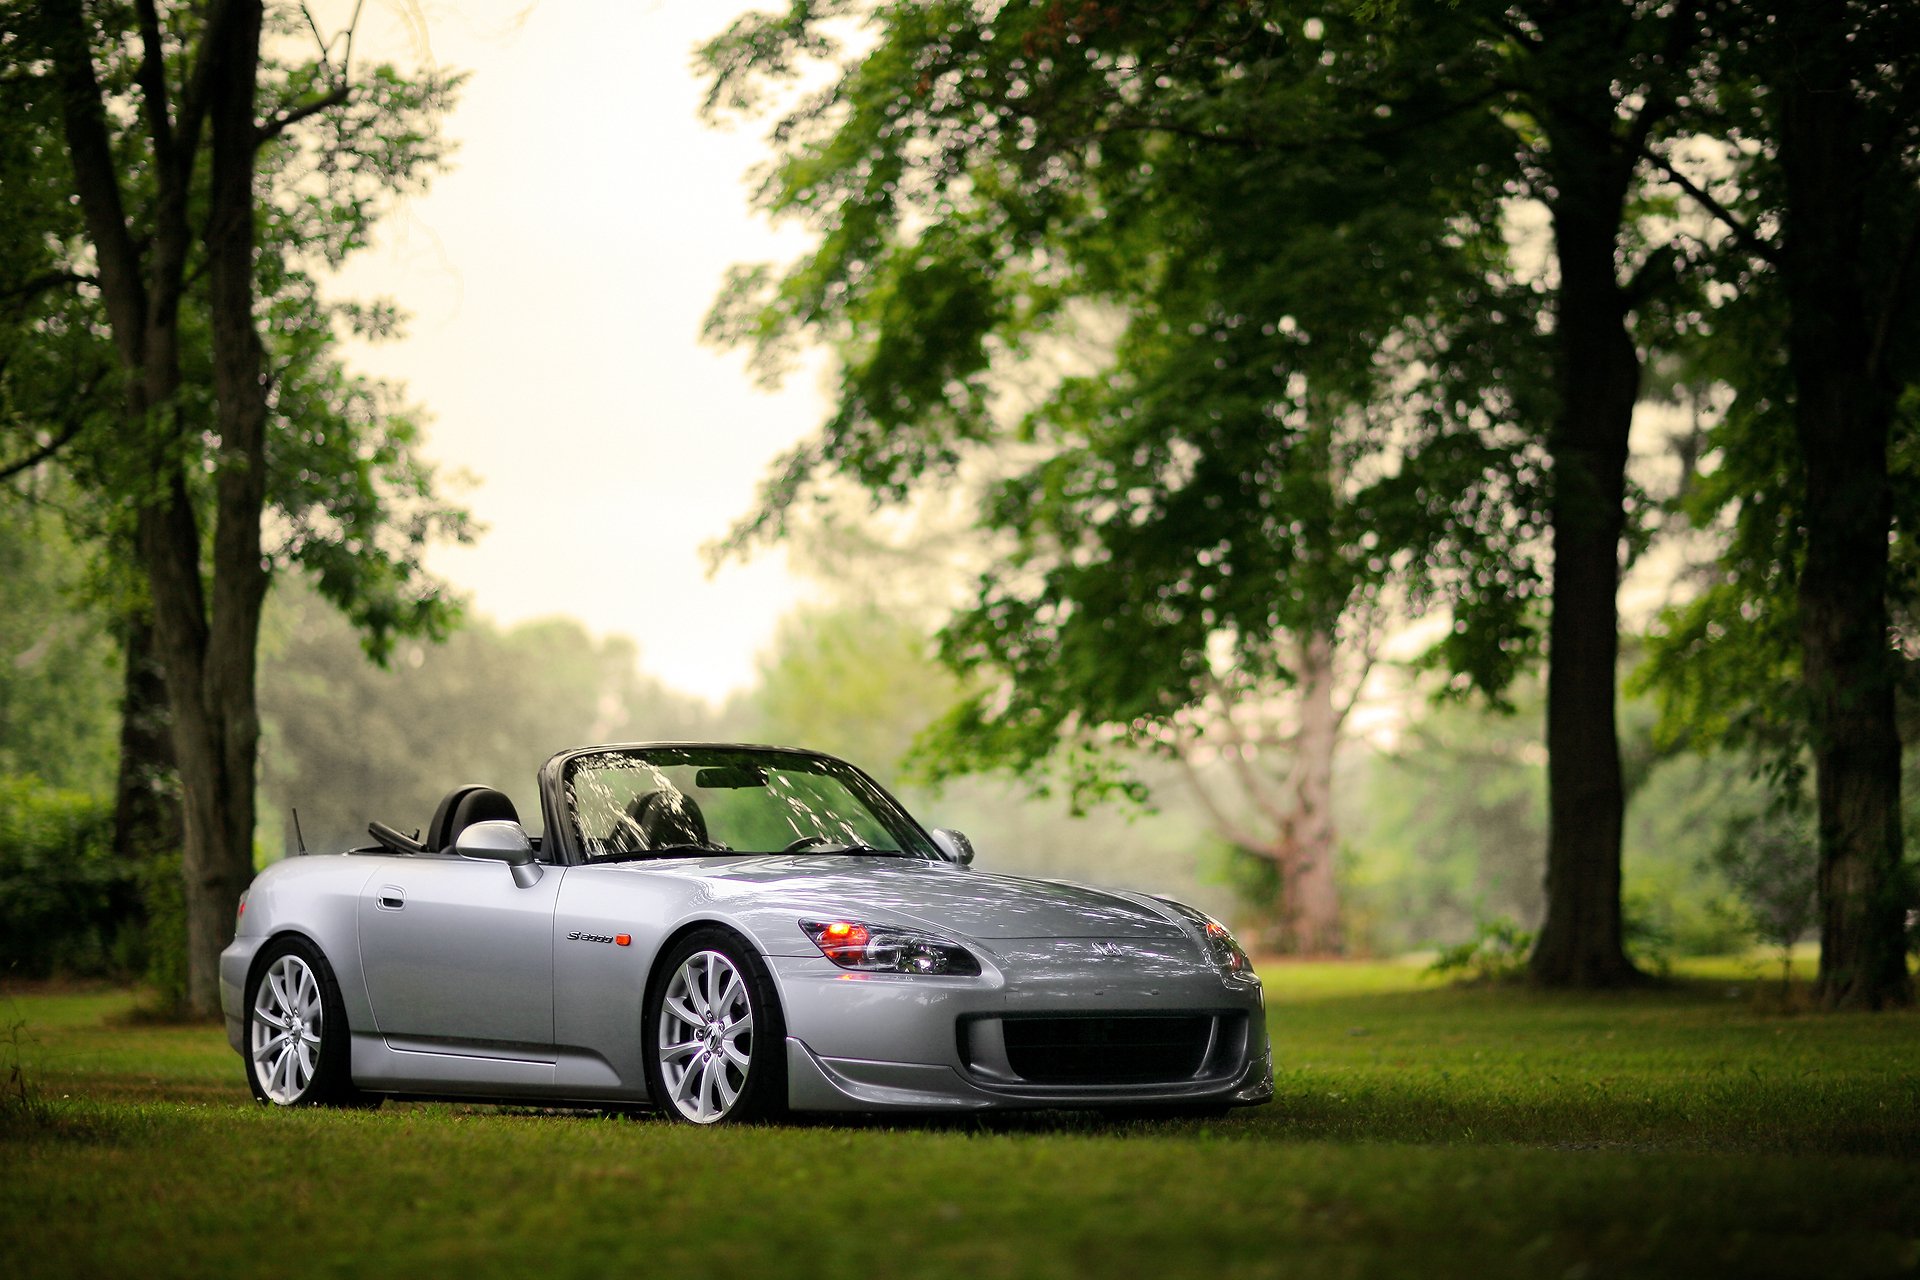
[657,949,754,1123]
[251,953,325,1104]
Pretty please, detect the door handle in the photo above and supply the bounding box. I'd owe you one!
[376,886,406,911]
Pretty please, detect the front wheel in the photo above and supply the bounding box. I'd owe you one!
[644,928,787,1124]
[244,936,374,1108]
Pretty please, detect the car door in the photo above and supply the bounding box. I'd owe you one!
[356,854,563,1053]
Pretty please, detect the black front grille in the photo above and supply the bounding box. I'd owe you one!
[1000,1015,1215,1085]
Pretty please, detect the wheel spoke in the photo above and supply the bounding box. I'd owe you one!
[671,1057,700,1105]
[697,1056,719,1120]
[714,1061,741,1108]
[714,967,740,1016]
[720,1040,751,1071]
[663,995,701,1027]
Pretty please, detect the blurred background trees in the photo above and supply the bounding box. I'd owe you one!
[1,0,1915,1010]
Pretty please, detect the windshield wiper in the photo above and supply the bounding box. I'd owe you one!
[594,843,727,864]
[791,842,900,857]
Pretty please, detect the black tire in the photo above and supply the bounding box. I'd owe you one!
[643,927,788,1124]
[244,935,377,1108]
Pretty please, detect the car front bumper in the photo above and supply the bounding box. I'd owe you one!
[767,942,1273,1112]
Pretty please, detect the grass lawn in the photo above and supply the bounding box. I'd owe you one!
[3,958,1916,1279]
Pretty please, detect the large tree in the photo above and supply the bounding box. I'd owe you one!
[702,0,1707,979]
[1640,2,1920,1007]
[5,0,462,1014]
[1767,0,1919,1008]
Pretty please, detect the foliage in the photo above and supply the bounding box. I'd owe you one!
[1425,917,1535,985]
[1343,671,1773,959]
[1709,803,1820,986]
[0,7,474,658]
[0,1019,52,1139]
[0,777,134,979]
[138,851,189,1016]
[699,1,1548,801]
[1342,696,1547,953]
[0,500,121,796]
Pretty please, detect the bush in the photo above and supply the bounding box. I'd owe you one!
[0,775,139,978]
[1710,806,1819,986]
[1426,917,1536,984]
[139,850,189,1014]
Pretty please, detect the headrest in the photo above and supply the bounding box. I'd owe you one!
[626,790,707,850]
[431,784,519,851]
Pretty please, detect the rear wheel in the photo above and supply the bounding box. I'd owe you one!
[245,936,375,1108]
[645,928,787,1124]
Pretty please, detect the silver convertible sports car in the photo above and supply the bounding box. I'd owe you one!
[220,743,1273,1123]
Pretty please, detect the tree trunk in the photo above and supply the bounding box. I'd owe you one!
[48,0,272,1016]
[177,0,272,1017]
[112,613,181,864]
[1528,114,1644,988]
[1777,46,1915,1010]
[1284,628,1342,955]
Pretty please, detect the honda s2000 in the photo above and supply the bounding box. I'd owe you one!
[220,743,1273,1123]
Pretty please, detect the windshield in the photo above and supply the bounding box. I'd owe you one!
[562,746,938,861]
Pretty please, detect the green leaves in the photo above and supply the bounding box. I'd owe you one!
[0,11,469,660]
[698,0,1558,789]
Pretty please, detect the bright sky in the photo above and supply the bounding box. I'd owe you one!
[328,0,826,704]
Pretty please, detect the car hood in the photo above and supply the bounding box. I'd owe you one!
[606,856,1187,940]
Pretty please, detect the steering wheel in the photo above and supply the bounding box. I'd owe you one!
[782,834,836,853]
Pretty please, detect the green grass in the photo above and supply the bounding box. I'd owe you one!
[3,962,1917,1279]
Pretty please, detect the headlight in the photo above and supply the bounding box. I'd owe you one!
[1157,899,1256,978]
[800,919,981,976]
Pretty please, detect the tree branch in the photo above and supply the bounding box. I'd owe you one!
[135,0,176,170]
[1,270,95,311]
[1642,145,1781,266]
[1176,752,1276,858]
[300,4,337,79]
[170,0,226,185]
[1332,638,1377,734]
[0,419,90,482]
[255,84,350,147]
[1208,699,1297,839]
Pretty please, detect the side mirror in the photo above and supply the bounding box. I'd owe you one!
[456,820,543,888]
[930,827,975,867]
